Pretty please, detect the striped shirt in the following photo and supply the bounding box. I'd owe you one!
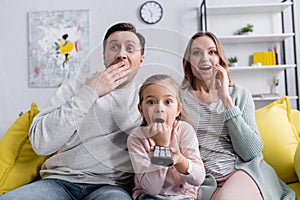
[181,89,236,179]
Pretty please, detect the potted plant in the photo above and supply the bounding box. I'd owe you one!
[228,56,238,67]
[239,24,254,35]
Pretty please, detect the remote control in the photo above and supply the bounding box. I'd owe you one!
[151,146,173,166]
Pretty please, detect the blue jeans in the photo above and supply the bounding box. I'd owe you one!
[0,178,132,200]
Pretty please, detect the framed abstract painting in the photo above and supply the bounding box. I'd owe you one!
[28,10,89,87]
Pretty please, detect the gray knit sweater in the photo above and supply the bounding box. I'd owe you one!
[181,86,295,200]
[29,78,141,190]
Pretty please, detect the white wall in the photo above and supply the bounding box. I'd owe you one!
[0,0,299,138]
[0,0,199,138]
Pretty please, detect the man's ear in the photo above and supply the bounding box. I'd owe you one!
[139,55,145,66]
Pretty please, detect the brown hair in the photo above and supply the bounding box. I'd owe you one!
[181,31,234,88]
[103,22,145,55]
[139,74,185,126]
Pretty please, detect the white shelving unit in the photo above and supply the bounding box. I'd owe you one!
[206,2,292,15]
[218,33,294,44]
[229,64,296,71]
[200,0,299,109]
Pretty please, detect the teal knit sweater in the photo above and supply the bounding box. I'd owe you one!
[181,86,295,200]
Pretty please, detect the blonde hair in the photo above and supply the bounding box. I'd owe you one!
[139,74,185,126]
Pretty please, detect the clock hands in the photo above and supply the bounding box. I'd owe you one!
[149,10,153,18]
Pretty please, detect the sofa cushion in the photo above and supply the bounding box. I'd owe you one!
[0,102,49,194]
[291,109,300,138]
[255,96,299,184]
[294,143,300,183]
[293,110,300,185]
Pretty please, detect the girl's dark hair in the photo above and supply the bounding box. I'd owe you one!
[181,31,234,89]
[103,22,145,55]
[139,74,186,126]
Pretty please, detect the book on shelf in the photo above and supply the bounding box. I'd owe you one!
[253,51,276,66]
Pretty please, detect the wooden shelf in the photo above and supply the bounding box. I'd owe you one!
[207,2,292,15]
[218,33,294,44]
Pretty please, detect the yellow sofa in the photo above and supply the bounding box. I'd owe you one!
[0,103,50,194]
[255,96,300,199]
[0,97,300,198]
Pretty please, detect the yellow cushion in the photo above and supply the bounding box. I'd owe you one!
[0,103,49,194]
[293,110,300,185]
[291,109,300,138]
[255,96,299,184]
[294,143,300,184]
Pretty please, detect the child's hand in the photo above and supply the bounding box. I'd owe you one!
[148,122,172,147]
[169,123,182,165]
[170,121,182,165]
[169,121,190,174]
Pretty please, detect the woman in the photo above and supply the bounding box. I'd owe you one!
[180,31,295,200]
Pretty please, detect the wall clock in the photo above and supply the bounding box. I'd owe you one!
[140,1,163,24]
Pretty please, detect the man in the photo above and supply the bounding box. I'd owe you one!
[0,22,145,200]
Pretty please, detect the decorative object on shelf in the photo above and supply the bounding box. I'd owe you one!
[28,10,90,88]
[274,44,279,65]
[139,1,163,24]
[238,23,254,35]
[272,76,280,94]
[228,56,238,67]
[253,51,276,66]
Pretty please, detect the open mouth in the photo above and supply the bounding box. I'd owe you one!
[109,58,123,67]
[198,65,212,71]
[154,118,165,123]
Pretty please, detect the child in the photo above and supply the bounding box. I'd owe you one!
[127,74,205,200]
